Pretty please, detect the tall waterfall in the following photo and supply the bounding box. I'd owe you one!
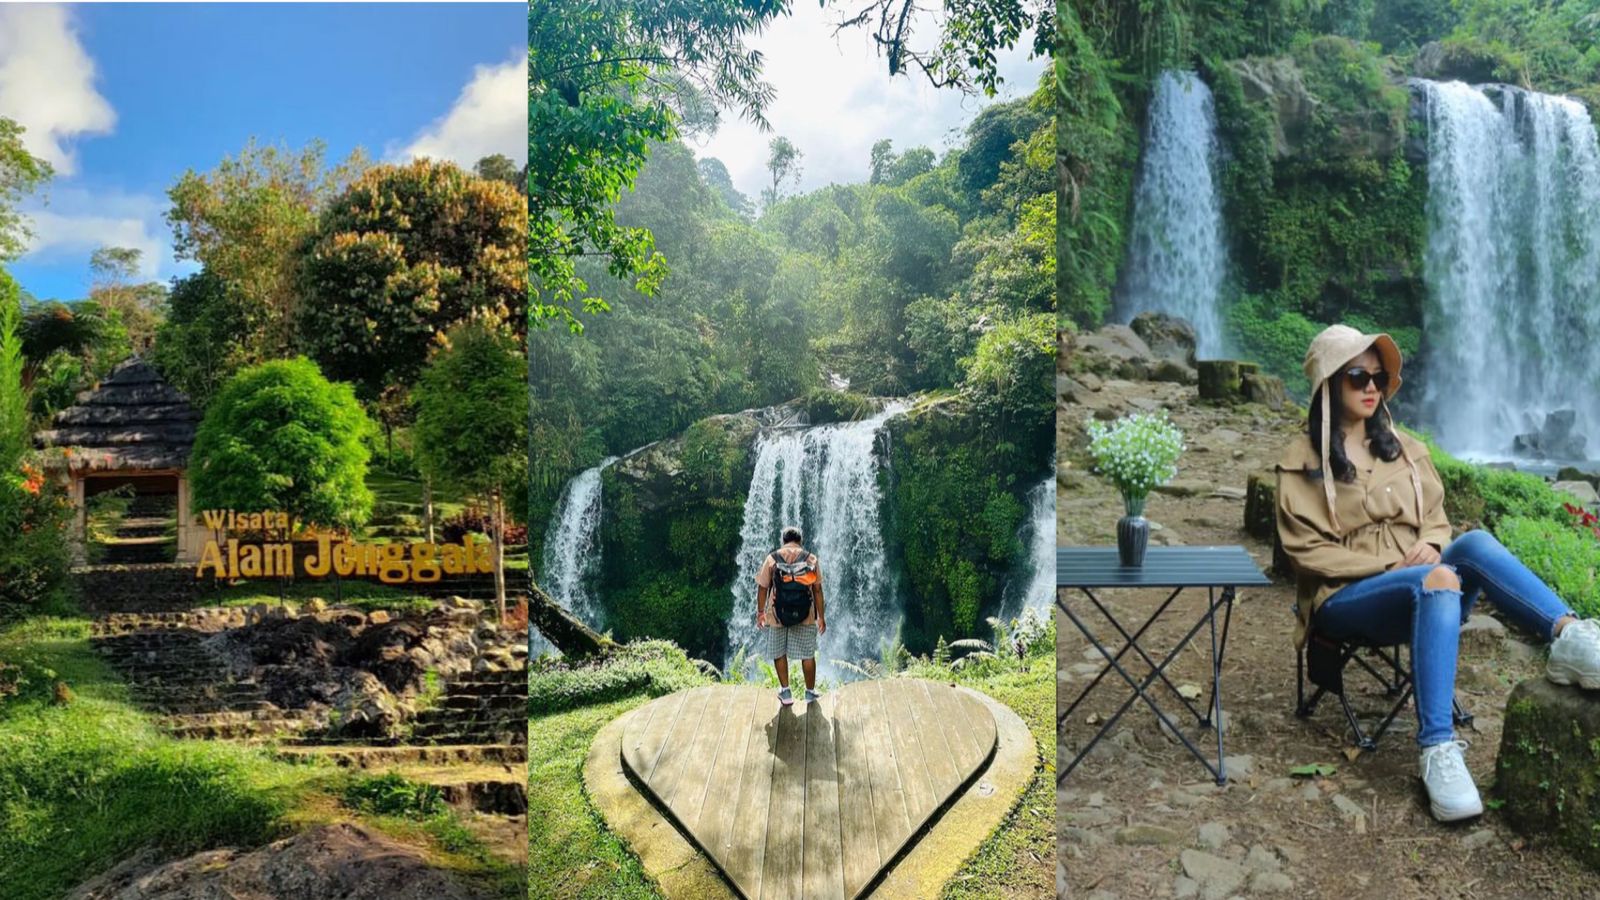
[725,402,909,681]
[533,457,617,658]
[1418,79,1600,459]
[1001,475,1056,621]
[1118,70,1230,356]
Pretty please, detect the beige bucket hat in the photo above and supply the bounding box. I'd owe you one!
[1303,324,1424,533]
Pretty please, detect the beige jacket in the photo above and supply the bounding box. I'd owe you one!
[1275,429,1454,645]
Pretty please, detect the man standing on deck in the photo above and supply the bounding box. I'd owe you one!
[755,525,826,706]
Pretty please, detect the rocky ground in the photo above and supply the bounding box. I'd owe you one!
[1057,320,1600,899]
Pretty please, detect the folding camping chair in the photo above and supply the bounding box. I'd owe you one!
[1294,612,1473,751]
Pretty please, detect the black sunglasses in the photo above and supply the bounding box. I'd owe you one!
[1344,367,1390,393]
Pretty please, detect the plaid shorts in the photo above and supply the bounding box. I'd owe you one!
[766,622,818,660]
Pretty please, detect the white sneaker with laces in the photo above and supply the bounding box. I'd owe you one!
[1547,619,1600,690]
[1419,740,1484,822]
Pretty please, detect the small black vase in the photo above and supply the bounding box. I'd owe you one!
[1117,497,1149,567]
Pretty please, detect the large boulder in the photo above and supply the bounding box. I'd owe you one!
[1069,324,1158,381]
[607,412,761,517]
[1495,678,1600,871]
[1513,409,1588,461]
[1412,41,1504,85]
[1129,312,1198,369]
[1228,52,1403,160]
[67,823,490,900]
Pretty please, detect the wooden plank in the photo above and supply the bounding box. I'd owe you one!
[723,689,779,897]
[761,704,808,900]
[670,685,737,824]
[691,686,759,841]
[861,680,912,862]
[962,691,999,765]
[833,684,880,898]
[882,679,936,824]
[802,692,845,900]
[930,680,979,773]
[649,686,713,806]
[621,688,688,782]
[908,679,961,805]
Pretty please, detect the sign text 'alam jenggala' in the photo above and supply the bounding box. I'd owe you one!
[194,510,494,583]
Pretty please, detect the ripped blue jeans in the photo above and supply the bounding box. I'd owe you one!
[1313,528,1574,747]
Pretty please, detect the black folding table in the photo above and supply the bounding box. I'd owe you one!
[1056,545,1271,786]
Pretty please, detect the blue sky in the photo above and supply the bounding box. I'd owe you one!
[0,3,524,301]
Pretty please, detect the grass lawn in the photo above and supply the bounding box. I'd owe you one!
[527,639,1056,899]
[0,604,521,899]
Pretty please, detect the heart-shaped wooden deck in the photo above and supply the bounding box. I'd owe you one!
[620,680,997,899]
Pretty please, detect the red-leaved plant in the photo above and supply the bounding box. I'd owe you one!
[1561,502,1600,541]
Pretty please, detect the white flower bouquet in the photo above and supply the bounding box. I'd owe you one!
[1085,412,1185,517]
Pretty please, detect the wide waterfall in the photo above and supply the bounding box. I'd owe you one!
[725,402,909,681]
[1418,79,1600,461]
[1117,69,1230,356]
[532,457,616,657]
[1001,475,1056,622]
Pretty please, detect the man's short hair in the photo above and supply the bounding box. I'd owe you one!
[781,525,803,545]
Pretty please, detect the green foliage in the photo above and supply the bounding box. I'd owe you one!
[961,311,1056,414]
[189,357,374,529]
[0,275,70,618]
[0,118,52,263]
[149,270,253,407]
[528,0,783,331]
[413,322,528,499]
[1496,516,1600,618]
[1446,0,1600,95]
[802,388,877,424]
[1406,428,1571,531]
[342,772,444,818]
[297,159,526,401]
[527,639,710,716]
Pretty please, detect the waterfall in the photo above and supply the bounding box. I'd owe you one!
[1117,70,1230,356]
[725,402,909,681]
[1418,79,1600,460]
[1001,475,1056,621]
[531,457,616,658]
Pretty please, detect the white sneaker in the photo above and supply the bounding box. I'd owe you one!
[1547,619,1600,689]
[1419,740,1484,822]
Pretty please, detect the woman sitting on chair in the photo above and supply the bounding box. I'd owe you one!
[1275,324,1600,822]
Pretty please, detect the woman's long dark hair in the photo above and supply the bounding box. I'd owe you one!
[1307,380,1403,482]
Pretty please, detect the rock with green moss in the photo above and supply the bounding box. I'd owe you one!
[1495,678,1600,870]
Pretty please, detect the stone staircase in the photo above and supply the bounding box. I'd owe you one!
[97,493,177,564]
[91,606,528,817]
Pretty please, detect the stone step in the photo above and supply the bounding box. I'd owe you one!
[448,681,525,697]
[437,694,526,712]
[433,778,527,816]
[272,743,526,768]
[167,717,315,740]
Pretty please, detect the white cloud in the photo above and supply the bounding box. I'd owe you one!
[0,5,116,176]
[394,51,525,167]
[691,5,1043,199]
[20,187,175,282]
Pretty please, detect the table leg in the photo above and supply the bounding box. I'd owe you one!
[1059,586,1211,728]
[1057,588,1232,785]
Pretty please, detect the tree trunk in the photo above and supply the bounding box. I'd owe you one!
[423,479,434,543]
[529,581,611,658]
[492,486,507,624]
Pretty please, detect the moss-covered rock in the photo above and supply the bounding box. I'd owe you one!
[1495,678,1600,870]
[885,392,1052,653]
[598,413,760,662]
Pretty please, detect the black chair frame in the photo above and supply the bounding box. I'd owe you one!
[1295,627,1474,751]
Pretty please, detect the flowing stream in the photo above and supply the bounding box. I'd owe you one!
[725,402,909,681]
[1417,79,1600,461]
[1117,69,1230,356]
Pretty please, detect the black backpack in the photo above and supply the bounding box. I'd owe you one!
[769,549,818,626]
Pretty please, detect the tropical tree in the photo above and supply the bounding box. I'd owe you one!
[0,117,52,262]
[189,357,374,531]
[297,159,526,401]
[413,322,528,621]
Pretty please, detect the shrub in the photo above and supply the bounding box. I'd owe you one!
[803,387,876,424]
[189,357,374,530]
[440,509,527,547]
[1495,516,1600,619]
[342,772,443,818]
[528,640,709,716]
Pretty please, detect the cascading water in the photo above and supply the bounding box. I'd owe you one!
[1418,79,1600,461]
[531,457,616,658]
[1117,69,1230,356]
[725,402,909,681]
[1001,475,1056,622]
